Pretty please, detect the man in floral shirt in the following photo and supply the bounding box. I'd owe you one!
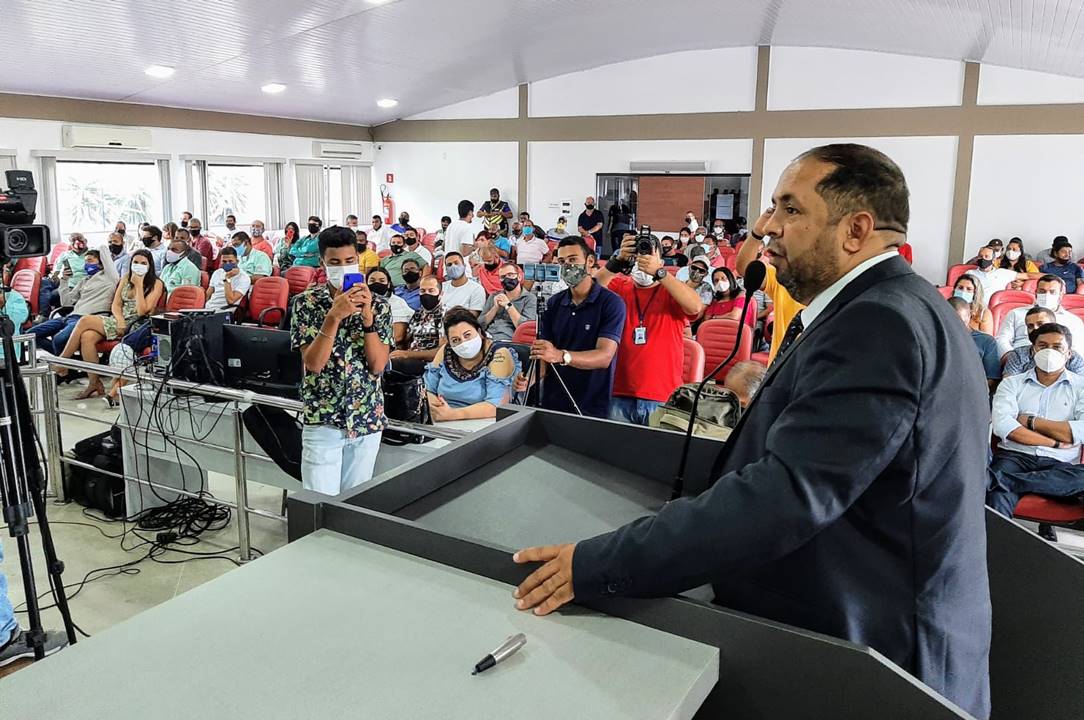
[291,226,392,495]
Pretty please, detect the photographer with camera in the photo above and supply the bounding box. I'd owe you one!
[512,236,625,418]
[597,230,704,425]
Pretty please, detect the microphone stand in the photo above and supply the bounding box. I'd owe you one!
[670,262,765,500]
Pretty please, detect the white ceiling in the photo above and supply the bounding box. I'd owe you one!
[6,0,1084,126]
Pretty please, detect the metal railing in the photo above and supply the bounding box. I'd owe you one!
[20,353,464,561]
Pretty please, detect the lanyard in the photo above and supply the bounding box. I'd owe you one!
[632,285,662,327]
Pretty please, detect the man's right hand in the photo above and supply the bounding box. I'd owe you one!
[330,286,363,320]
[62,265,73,278]
[752,206,774,238]
[617,235,637,261]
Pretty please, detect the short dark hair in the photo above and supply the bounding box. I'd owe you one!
[308,216,322,225]
[226,214,236,221]
[232,231,251,245]
[390,234,405,244]
[489,188,499,195]
[220,246,238,258]
[1025,305,1057,323]
[318,226,356,256]
[346,214,358,222]
[174,228,190,242]
[520,211,530,219]
[797,143,910,231]
[1053,236,1071,250]
[372,215,382,221]
[1037,274,1066,291]
[557,235,594,259]
[947,296,971,315]
[143,225,162,242]
[1031,322,1072,348]
[402,257,421,270]
[441,215,452,223]
[458,200,474,219]
[444,251,464,262]
[355,230,368,239]
[84,249,101,263]
[443,306,483,335]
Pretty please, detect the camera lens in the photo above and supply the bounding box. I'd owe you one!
[636,238,654,255]
[5,228,29,254]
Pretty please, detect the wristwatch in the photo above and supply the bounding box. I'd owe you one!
[561,351,572,366]
[653,267,668,281]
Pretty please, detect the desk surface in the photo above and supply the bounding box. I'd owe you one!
[1,531,717,720]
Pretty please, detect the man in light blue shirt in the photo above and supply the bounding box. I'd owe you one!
[988,322,1084,540]
[233,231,272,280]
[0,288,29,359]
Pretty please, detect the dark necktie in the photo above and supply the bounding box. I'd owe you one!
[771,314,805,368]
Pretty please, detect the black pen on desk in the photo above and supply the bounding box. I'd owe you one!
[472,633,527,675]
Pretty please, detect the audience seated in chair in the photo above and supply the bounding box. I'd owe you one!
[389,276,445,372]
[1002,306,1084,376]
[951,274,993,335]
[30,244,118,354]
[480,263,537,343]
[948,297,1001,390]
[995,274,1084,359]
[366,267,412,348]
[206,247,251,311]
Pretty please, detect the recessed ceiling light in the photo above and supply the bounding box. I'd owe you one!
[366,0,395,5]
[262,83,287,94]
[376,98,398,108]
[144,65,175,79]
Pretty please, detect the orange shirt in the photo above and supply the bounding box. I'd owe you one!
[762,263,806,361]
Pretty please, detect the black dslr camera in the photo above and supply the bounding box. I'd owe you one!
[0,170,51,261]
[636,225,655,255]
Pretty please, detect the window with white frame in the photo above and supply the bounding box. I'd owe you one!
[294,162,372,228]
[56,160,164,243]
[206,163,267,232]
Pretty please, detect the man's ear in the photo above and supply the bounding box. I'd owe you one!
[842,211,876,253]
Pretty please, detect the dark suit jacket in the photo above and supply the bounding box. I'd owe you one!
[574,256,992,719]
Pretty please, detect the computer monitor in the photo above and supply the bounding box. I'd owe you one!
[222,325,302,399]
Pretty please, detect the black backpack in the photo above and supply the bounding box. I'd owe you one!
[381,367,432,445]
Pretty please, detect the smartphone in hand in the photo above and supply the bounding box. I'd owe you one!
[342,273,365,292]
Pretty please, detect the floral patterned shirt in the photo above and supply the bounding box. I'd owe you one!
[407,305,444,352]
[290,284,393,437]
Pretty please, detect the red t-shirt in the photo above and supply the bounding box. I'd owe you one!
[704,296,754,326]
[476,264,503,295]
[609,275,697,402]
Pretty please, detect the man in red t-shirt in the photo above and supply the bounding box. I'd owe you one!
[597,232,704,425]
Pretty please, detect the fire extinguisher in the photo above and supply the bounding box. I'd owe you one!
[380,184,395,225]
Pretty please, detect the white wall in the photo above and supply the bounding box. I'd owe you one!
[977,64,1084,106]
[372,141,519,232]
[527,139,753,232]
[528,48,758,117]
[0,116,362,227]
[762,137,958,283]
[406,88,520,120]
[767,47,964,110]
[966,135,1084,258]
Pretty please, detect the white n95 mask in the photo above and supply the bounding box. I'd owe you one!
[1034,348,1068,373]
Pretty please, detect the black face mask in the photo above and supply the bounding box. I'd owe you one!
[501,277,519,292]
[484,261,499,271]
[420,294,441,311]
[976,258,993,270]
[308,223,321,235]
[180,220,188,228]
[368,282,389,297]
[190,228,202,237]
[662,244,673,253]
[391,245,404,255]
[402,270,420,285]
[141,237,156,247]
[356,242,367,252]
[109,244,124,256]
[585,204,594,210]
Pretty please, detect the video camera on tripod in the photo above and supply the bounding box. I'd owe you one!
[0,169,51,263]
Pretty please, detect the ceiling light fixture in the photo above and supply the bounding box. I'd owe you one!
[366,0,395,5]
[376,98,399,108]
[144,65,175,79]
[261,83,287,94]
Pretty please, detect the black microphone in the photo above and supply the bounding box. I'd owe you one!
[670,260,766,501]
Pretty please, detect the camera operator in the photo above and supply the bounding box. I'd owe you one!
[513,237,625,418]
[598,231,704,425]
[480,263,537,342]
[290,226,392,495]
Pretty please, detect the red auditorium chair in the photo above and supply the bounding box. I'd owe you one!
[200,271,210,290]
[945,264,977,287]
[1060,294,1084,310]
[936,286,954,299]
[422,233,437,252]
[248,277,289,328]
[682,338,705,383]
[378,249,392,259]
[10,269,41,317]
[48,242,69,269]
[271,265,281,277]
[696,319,752,382]
[14,256,47,275]
[1070,307,1084,324]
[1021,278,1038,293]
[750,351,769,366]
[167,285,206,311]
[284,266,315,296]
[991,302,1030,335]
[511,321,537,345]
[988,289,1035,309]
[1013,495,1084,533]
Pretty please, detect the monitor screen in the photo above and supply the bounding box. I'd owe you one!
[222,325,302,399]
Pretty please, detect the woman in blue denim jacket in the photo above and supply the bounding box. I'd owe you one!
[424,307,519,422]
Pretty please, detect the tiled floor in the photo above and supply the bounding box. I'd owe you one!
[3,377,288,650]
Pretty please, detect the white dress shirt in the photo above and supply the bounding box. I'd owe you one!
[800,251,899,328]
[368,225,395,252]
[995,305,1084,357]
[965,268,1018,299]
[992,369,1084,463]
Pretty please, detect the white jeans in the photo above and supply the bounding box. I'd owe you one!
[301,425,383,496]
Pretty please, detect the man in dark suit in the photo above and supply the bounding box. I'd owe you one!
[512,144,992,719]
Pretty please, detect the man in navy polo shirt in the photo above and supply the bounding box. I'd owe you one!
[1039,236,1084,293]
[513,236,624,417]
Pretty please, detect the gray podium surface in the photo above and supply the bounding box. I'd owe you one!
[1,530,719,720]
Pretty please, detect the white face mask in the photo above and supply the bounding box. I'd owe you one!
[631,268,656,287]
[1006,249,1021,261]
[130,263,150,277]
[714,281,730,293]
[1036,292,1061,311]
[451,334,483,359]
[713,227,724,236]
[1034,347,1068,373]
[325,263,359,290]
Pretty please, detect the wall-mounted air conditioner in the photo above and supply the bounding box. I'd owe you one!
[62,124,152,150]
[312,141,374,162]
[628,161,708,173]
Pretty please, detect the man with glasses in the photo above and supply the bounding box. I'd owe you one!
[480,263,538,342]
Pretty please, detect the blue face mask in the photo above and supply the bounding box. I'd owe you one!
[523,225,534,236]
[84,263,101,276]
[222,261,237,271]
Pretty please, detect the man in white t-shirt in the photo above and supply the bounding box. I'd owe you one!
[205,246,252,310]
[368,215,395,252]
[995,274,1084,358]
[403,228,433,266]
[440,251,486,316]
[966,245,1028,299]
[444,200,477,257]
[514,225,551,266]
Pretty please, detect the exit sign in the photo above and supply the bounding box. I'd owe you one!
[385,173,394,183]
